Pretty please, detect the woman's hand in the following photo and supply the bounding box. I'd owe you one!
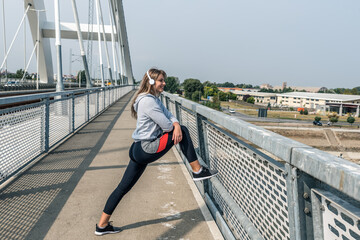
[172,122,182,145]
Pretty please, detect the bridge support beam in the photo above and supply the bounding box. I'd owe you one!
[25,0,54,84]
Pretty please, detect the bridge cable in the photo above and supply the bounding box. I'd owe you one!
[21,41,38,81]
[110,0,125,82]
[108,0,123,85]
[95,0,105,87]
[0,4,31,71]
[70,0,92,88]
[97,0,113,85]
[108,1,119,86]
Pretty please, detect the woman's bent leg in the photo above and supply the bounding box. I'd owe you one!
[179,125,197,163]
[102,159,147,215]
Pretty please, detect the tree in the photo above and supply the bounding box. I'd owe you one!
[15,69,31,79]
[191,90,202,102]
[304,109,308,115]
[228,92,237,100]
[218,91,227,101]
[246,96,255,104]
[218,81,235,87]
[314,116,321,122]
[164,76,180,93]
[347,116,355,125]
[328,112,339,125]
[242,94,251,102]
[183,78,203,99]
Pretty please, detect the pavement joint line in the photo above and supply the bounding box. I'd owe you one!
[171,147,224,240]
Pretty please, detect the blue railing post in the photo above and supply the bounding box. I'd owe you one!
[196,114,213,197]
[165,96,169,110]
[86,91,90,121]
[175,101,181,125]
[72,94,75,132]
[96,90,99,115]
[44,97,50,152]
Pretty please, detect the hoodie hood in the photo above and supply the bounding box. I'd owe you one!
[133,93,157,112]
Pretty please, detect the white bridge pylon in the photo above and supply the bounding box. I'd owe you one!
[24,0,134,86]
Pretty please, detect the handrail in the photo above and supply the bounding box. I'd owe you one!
[0,85,130,106]
[162,91,360,202]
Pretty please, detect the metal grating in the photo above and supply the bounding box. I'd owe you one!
[74,95,87,130]
[0,104,44,181]
[49,99,71,147]
[213,187,252,240]
[167,99,176,116]
[205,122,290,240]
[317,190,360,240]
[99,91,105,112]
[179,107,199,149]
[89,92,97,119]
[0,86,132,185]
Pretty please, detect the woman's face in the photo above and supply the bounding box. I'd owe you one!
[154,74,166,94]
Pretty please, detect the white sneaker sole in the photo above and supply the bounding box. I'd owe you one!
[94,230,121,236]
[193,172,218,181]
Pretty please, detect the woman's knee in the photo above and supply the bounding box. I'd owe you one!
[180,125,189,134]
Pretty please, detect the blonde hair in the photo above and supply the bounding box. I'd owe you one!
[131,68,167,118]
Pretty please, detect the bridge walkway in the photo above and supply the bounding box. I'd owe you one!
[0,91,221,240]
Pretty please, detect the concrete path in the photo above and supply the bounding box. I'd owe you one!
[0,91,222,240]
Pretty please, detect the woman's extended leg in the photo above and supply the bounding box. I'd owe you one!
[97,159,147,227]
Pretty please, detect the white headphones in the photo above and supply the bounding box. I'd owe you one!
[146,70,155,85]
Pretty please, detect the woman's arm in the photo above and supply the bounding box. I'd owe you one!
[172,122,182,145]
[141,97,177,132]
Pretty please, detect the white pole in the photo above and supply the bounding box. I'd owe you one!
[36,10,40,90]
[70,0,92,88]
[97,0,113,85]
[108,6,118,86]
[1,4,31,71]
[2,0,7,81]
[114,0,126,78]
[54,0,64,92]
[95,0,104,87]
[69,48,72,77]
[21,41,38,81]
[24,10,26,73]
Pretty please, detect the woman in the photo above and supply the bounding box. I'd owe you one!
[95,68,218,236]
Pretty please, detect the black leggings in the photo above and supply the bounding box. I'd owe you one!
[103,125,197,215]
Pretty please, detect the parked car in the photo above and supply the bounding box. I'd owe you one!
[4,80,21,87]
[313,120,322,126]
[229,109,235,113]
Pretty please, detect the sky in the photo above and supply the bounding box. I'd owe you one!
[1,0,360,89]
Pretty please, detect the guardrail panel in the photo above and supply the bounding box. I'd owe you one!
[48,98,71,147]
[0,104,44,182]
[205,121,289,240]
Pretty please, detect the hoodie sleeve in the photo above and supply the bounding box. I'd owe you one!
[140,97,177,132]
[158,99,179,125]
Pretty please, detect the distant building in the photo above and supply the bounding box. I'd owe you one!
[233,90,277,105]
[277,92,360,116]
[282,82,287,90]
[260,83,273,89]
[218,87,242,93]
[272,85,327,93]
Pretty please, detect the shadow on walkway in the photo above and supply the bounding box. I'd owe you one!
[0,91,134,240]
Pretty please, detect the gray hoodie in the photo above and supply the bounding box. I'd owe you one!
[132,93,179,143]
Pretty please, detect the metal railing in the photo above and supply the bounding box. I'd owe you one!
[161,92,360,240]
[0,85,133,185]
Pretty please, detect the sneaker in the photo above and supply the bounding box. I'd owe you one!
[95,221,122,236]
[193,166,218,181]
